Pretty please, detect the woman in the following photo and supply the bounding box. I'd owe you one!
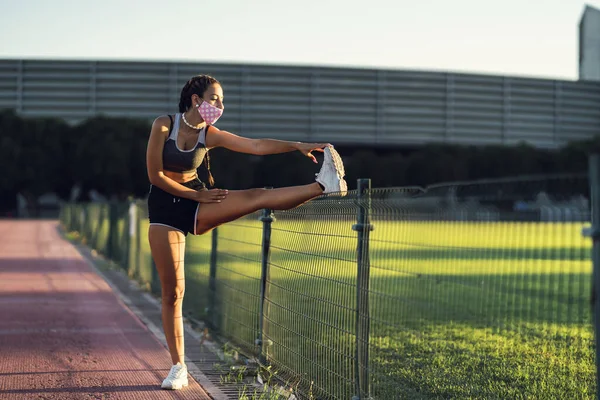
[146,75,346,390]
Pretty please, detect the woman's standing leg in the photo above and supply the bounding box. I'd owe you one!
[148,225,187,366]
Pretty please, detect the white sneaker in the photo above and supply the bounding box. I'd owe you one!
[315,145,347,196]
[161,362,188,390]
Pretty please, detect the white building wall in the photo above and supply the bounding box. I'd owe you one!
[580,5,600,82]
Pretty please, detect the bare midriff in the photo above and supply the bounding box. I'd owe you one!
[163,170,199,184]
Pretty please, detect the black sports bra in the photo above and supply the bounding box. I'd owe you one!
[162,113,208,174]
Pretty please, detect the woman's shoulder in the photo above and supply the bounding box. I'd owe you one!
[151,114,179,136]
[153,114,175,128]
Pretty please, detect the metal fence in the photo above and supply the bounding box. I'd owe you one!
[60,172,596,399]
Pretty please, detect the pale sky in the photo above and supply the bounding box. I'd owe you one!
[1,0,598,80]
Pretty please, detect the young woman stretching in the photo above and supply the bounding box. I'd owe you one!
[146,75,346,389]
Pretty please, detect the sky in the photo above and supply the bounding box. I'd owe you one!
[0,0,599,81]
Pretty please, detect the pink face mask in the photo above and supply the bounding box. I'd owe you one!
[198,101,223,125]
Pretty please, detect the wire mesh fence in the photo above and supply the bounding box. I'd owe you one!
[264,191,361,398]
[363,175,592,399]
[183,228,214,328]
[210,211,265,356]
[59,172,596,400]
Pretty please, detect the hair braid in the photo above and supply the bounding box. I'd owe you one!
[204,150,214,187]
[177,80,193,113]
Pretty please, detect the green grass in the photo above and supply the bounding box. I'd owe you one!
[184,216,595,400]
[63,205,596,399]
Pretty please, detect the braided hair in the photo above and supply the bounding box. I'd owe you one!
[178,75,221,187]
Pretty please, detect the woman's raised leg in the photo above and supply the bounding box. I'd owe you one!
[195,144,347,235]
[195,182,322,235]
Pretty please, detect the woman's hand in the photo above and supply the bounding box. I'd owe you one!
[193,188,229,203]
[295,142,331,164]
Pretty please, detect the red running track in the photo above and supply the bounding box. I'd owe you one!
[0,221,210,400]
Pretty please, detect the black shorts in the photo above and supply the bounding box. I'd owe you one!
[147,178,206,236]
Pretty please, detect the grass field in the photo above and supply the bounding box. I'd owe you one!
[185,213,595,400]
[61,203,596,399]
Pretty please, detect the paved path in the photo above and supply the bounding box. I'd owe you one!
[0,220,210,400]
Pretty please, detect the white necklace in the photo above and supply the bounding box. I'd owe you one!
[181,113,203,130]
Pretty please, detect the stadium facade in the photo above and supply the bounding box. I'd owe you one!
[1,6,599,149]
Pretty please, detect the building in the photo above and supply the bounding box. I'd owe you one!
[580,5,600,82]
[1,5,599,149]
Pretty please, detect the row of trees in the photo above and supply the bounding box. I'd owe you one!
[0,109,597,213]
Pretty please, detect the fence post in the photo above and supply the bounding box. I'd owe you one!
[136,205,142,282]
[107,202,118,260]
[127,201,137,274]
[587,154,600,400]
[115,202,126,269]
[352,179,373,400]
[132,202,141,279]
[208,228,219,331]
[257,206,275,364]
[151,259,161,294]
[81,206,88,241]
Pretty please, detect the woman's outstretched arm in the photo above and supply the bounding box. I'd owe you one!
[205,126,330,164]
